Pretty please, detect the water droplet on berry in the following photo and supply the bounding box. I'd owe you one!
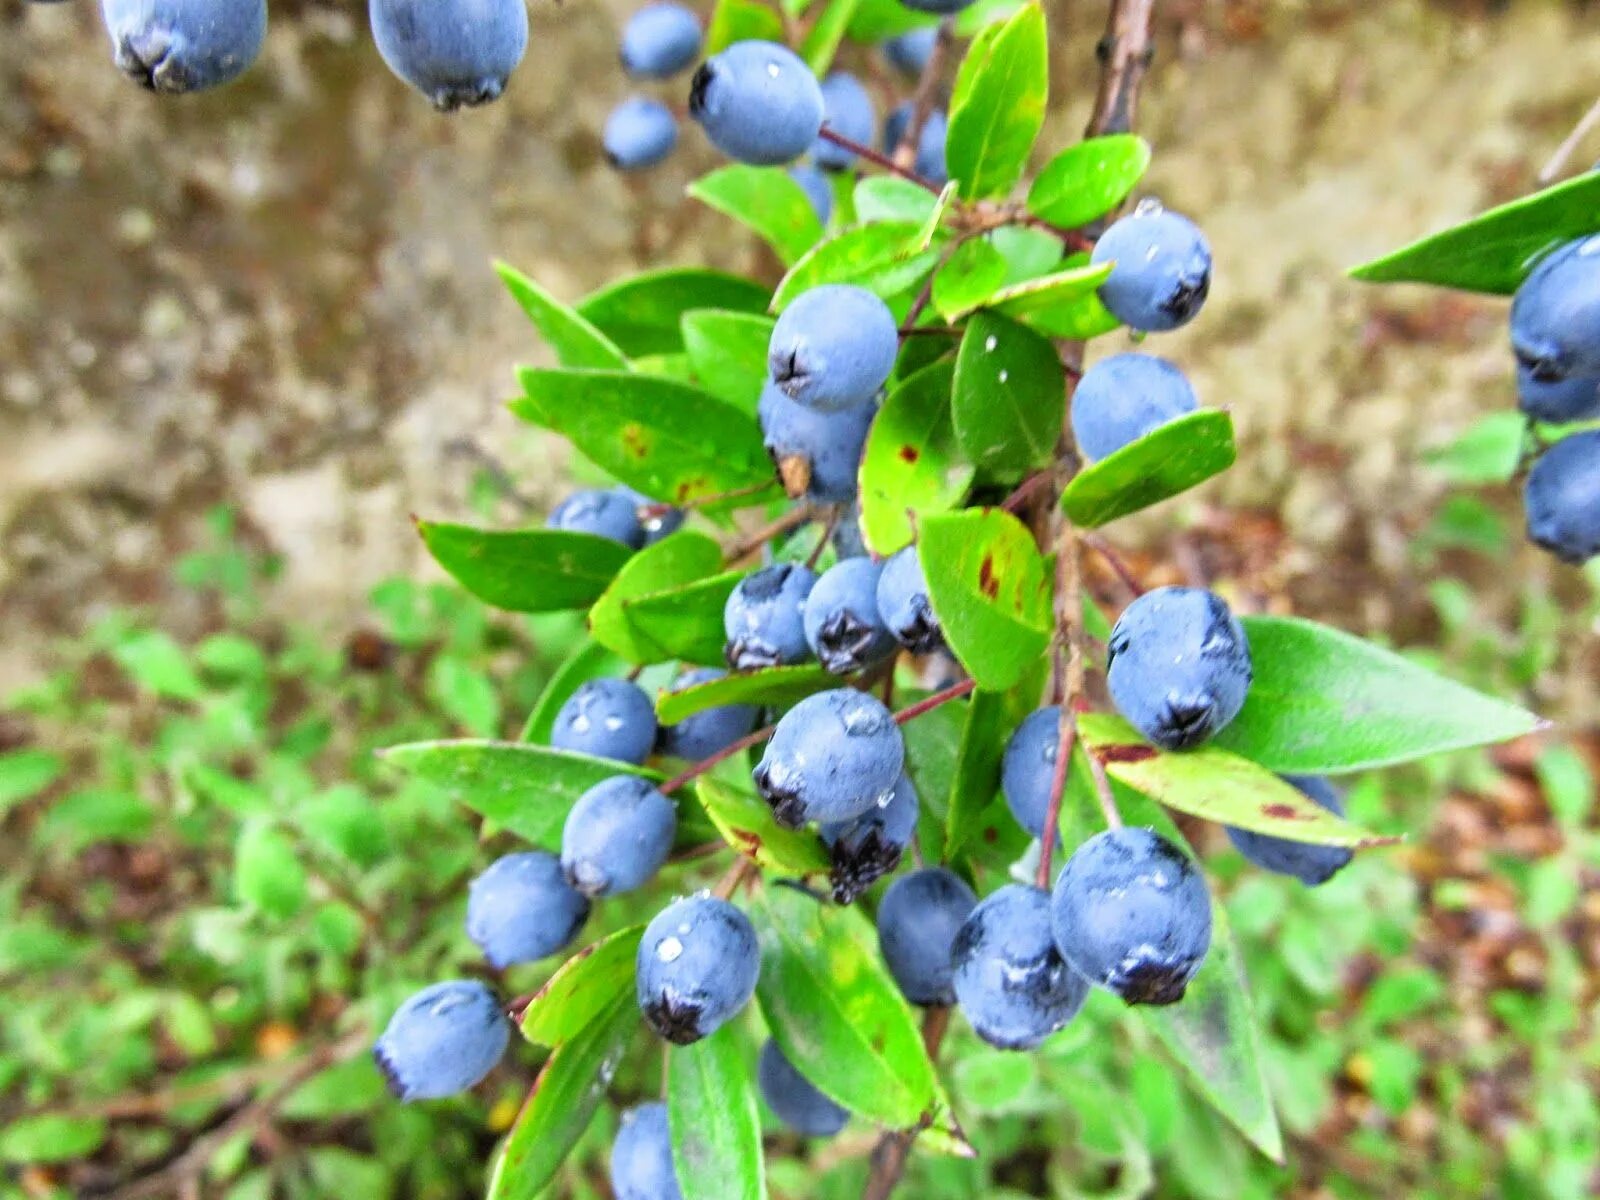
[657,936,684,963]
[767,62,781,77]
[571,713,592,734]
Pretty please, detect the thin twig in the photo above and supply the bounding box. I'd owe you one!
[721,502,816,565]
[1539,95,1600,184]
[895,17,957,172]
[658,723,778,796]
[806,506,841,569]
[816,127,942,194]
[1083,745,1124,831]
[891,677,976,725]
[1080,530,1145,599]
[1037,518,1084,885]
[712,857,757,900]
[862,1007,953,1200]
[641,479,778,519]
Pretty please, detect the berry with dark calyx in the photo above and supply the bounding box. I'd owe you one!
[1000,706,1065,841]
[1509,235,1600,384]
[789,164,834,226]
[369,0,528,112]
[550,677,658,764]
[819,770,918,904]
[1051,827,1212,1006]
[877,866,978,1006]
[604,97,679,171]
[637,894,760,1044]
[803,557,897,675]
[758,379,876,503]
[813,72,875,170]
[466,852,590,967]
[372,980,510,1101]
[753,688,904,828]
[561,776,677,898]
[882,103,948,184]
[723,561,818,670]
[951,884,1087,1050]
[757,1040,850,1137]
[1090,202,1212,333]
[1106,586,1252,750]
[619,1,702,79]
[547,487,646,548]
[881,27,938,76]
[1226,775,1354,886]
[1525,429,1600,564]
[610,1102,684,1200]
[621,488,686,546]
[688,40,824,166]
[1070,353,1200,461]
[100,0,266,94]
[876,545,942,653]
[656,669,759,761]
[1516,361,1600,424]
[768,285,899,412]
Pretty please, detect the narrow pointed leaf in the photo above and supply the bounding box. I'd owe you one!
[689,167,826,267]
[681,309,776,413]
[697,777,830,873]
[520,925,645,1046]
[655,663,836,723]
[495,261,629,370]
[578,269,770,355]
[773,221,946,310]
[1060,409,1236,527]
[669,1022,768,1200]
[946,2,1048,200]
[952,311,1063,475]
[859,359,973,556]
[418,522,633,614]
[1025,135,1152,228]
[983,260,1112,320]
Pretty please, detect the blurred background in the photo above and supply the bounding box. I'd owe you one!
[1,1,1597,1197]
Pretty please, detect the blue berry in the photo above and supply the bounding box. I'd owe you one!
[876,545,942,653]
[819,770,919,903]
[550,678,658,764]
[831,502,869,560]
[619,2,702,79]
[637,895,760,1044]
[621,488,687,546]
[610,1102,684,1200]
[100,0,266,93]
[1525,429,1600,564]
[657,669,759,761]
[803,557,897,675]
[1071,353,1200,461]
[373,980,510,1101]
[789,164,834,226]
[757,1040,850,1137]
[881,27,938,76]
[723,562,817,670]
[882,104,947,184]
[1051,827,1212,1006]
[813,73,876,170]
[951,884,1087,1050]
[1510,236,1600,384]
[753,688,905,828]
[466,852,590,968]
[999,706,1065,841]
[769,285,899,413]
[1226,775,1354,886]
[758,379,876,503]
[604,97,679,170]
[877,866,977,1006]
[547,488,646,549]
[1090,204,1212,333]
[561,776,677,897]
[900,0,974,12]
[689,40,824,165]
[1106,586,1252,750]
[369,0,528,111]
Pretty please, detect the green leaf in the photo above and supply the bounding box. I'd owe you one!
[669,1022,768,1200]
[697,776,830,873]
[932,237,1010,320]
[1026,135,1152,228]
[622,571,747,667]
[427,652,500,735]
[846,0,936,41]
[0,1114,107,1164]
[41,788,152,850]
[379,740,659,848]
[992,224,1064,285]
[705,0,786,53]
[512,369,774,508]
[1349,169,1600,293]
[494,261,629,370]
[1060,409,1236,527]
[655,663,835,723]
[578,269,770,356]
[918,508,1051,691]
[853,177,939,225]
[1076,714,1395,846]
[773,221,946,310]
[520,925,645,1046]
[0,748,62,816]
[1212,615,1546,772]
[942,689,1014,859]
[521,639,629,742]
[946,2,1048,200]
[800,0,860,75]
[914,181,961,251]
[681,309,776,414]
[984,259,1113,322]
[952,311,1064,475]
[590,531,737,665]
[111,630,203,701]
[418,522,633,614]
[488,995,636,1200]
[234,824,308,919]
[689,167,826,267]
[859,359,973,556]
[1423,411,1526,484]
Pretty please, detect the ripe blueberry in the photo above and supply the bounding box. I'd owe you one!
[372,980,510,1101]
[610,1102,684,1200]
[768,285,899,412]
[466,851,590,967]
[99,0,266,93]
[882,103,948,184]
[899,0,974,12]
[819,770,919,903]
[758,379,876,503]
[789,164,834,226]
[876,545,942,653]
[547,487,646,549]
[813,73,876,170]
[1106,586,1252,750]
[1051,827,1212,1006]
[753,688,905,828]
[1510,235,1600,384]
[369,0,528,111]
[656,668,759,761]
[757,1040,850,1137]
[881,27,938,77]
[604,97,679,171]
[1091,203,1212,333]
[550,678,658,765]
[619,2,702,79]
[1515,361,1600,424]
[1525,429,1600,564]
[561,776,677,897]
[689,40,824,166]
[723,562,817,670]
[1226,775,1353,886]
[621,488,687,546]
[637,894,760,1044]
[1000,706,1065,841]
[877,866,978,1006]
[803,557,898,675]
[1070,353,1200,460]
[951,884,1088,1050]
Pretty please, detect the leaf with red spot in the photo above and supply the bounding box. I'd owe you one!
[696,776,830,874]
[858,359,975,556]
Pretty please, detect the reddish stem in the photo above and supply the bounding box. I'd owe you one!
[658,723,777,796]
[892,677,977,725]
[816,127,942,194]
